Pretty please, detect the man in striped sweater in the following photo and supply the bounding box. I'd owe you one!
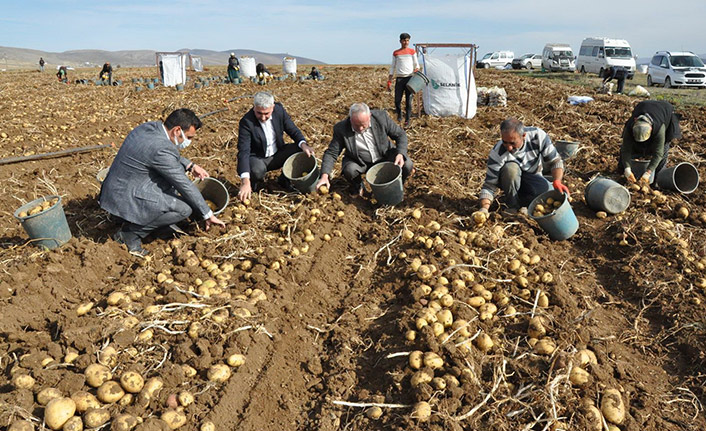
[388,32,419,127]
[476,118,569,215]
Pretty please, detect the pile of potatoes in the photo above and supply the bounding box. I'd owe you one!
[17,197,59,218]
[531,196,562,218]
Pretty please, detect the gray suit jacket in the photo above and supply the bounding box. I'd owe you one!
[99,121,210,225]
[321,110,408,176]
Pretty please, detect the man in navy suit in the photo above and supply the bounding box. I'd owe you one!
[236,92,314,202]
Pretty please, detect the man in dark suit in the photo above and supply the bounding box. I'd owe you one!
[315,102,413,196]
[100,108,225,256]
[236,92,314,202]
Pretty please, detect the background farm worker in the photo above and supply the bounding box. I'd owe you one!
[227,53,240,83]
[39,57,45,72]
[476,117,568,216]
[99,62,113,85]
[237,92,314,202]
[309,66,322,80]
[255,63,272,84]
[388,32,419,127]
[56,66,68,83]
[316,102,413,197]
[159,60,164,83]
[619,100,681,185]
[99,108,225,257]
[602,65,627,94]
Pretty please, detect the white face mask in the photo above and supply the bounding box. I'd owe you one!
[174,129,191,149]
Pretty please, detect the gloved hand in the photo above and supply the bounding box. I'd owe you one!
[386,80,392,91]
[624,168,636,183]
[552,180,569,194]
[639,171,651,186]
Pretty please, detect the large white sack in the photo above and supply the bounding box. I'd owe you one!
[422,53,477,119]
[160,54,186,87]
[240,57,256,77]
[282,57,297,74]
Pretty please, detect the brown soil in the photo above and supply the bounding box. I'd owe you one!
[1,66,706,431]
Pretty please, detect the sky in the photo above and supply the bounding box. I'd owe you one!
[1,0,705,64]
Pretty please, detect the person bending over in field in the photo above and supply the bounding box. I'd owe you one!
[227,53,240,83]
[619,100,681,186]
[475,117,568,218]
[100,109,225,257]
[236,92,314,202]
[316,102,414,197]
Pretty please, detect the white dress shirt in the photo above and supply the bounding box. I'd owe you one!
[353,125,381,164]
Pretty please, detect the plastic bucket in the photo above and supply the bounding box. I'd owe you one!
[147,82,155,90]
[630,160,655,183]
[405,71,430,94]
[175,84,184,91]
[528,190,579,241]
[135,86,143,92]
[656,162,699,194]
[203,80,210,87]
[194,82,201,89]
[555,140,579,160]
[282,152,320,194]
[584,177,631,214]
[366,162,404,206]
[14,195,72,250]
[193,178,229,215]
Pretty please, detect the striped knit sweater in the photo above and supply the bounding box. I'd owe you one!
[479,127,563,201]
[389,47,419,77]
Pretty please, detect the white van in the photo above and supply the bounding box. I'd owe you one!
[477,51,514,69]
[541,44,575,72]
[576,37,635,78]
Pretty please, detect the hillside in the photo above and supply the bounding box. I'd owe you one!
[0,46,324,70]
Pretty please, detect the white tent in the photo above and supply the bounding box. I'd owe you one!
[156,52,187,87]
[191,56,203,72]
[416,44,478,119]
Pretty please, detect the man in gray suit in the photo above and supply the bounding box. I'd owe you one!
[315,102,413,196]
[100,108,225,256]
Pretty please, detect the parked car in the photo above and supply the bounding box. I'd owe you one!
[512,54,542,69]
[541,44,575,71]
[477,51,514,69]
[576,37,635,78]
[647,51,706,88]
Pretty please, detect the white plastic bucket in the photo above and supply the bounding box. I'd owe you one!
[282,57,297,75]
[240,57,256,78]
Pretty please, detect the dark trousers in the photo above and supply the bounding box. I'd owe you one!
[342,149,414,189]
[228,68,240,82]
[394,76,413,121]
[499,163,552,208]
[119,198,192,239]
[249,143,302,188]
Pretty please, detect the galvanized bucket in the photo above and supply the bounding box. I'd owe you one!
[282,152,320,194]
[193,178,229,215]
[366,162,403,206]
[405,71,430,93]
[656,162,699,194]
[584,177,630,214]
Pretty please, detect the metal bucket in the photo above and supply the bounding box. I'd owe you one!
[656,162,699,194]
[193,178,229,215]
[175,84,184,91]
[135,86,143,92]
[584,177,631,214]
[555,140,580,160]
[14,195,72,250]
[630,160,655,183]
[528,190,579,241]
[282,152,320,194]
[405,71,430,94]
[194,82,202,89]
[366,162,403,206]
[147,82,155,90]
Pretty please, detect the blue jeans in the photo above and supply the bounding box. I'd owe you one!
[500,163,552,208]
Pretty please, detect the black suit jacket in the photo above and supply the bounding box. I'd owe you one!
[237,103,306,176]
